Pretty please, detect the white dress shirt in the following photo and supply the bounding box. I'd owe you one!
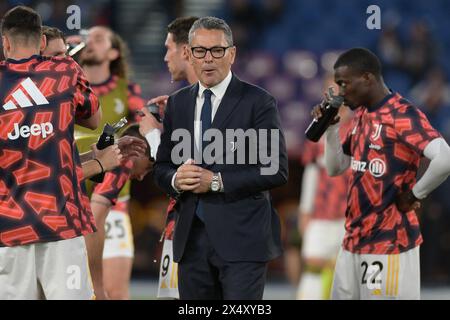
[171,71,233,192]
[194,71,233,150]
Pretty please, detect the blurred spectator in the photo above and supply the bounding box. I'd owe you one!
[410,66,450,139]
[226,0,284,52]
[262,0,284,22]
[226,0,261,52]
[402,21,438,86]
[161,0,183,21]
[377,24,403,73]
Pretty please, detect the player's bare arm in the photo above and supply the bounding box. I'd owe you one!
[116,136,148,159]
[82,144,122,180]
[148,95,169,109]
[76,107,102,130]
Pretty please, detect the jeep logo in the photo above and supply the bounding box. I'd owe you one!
[7,122,54,140]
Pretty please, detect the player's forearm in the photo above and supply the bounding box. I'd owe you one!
[76,108,102,130]
[81,159,102,180]
[412,138,450,199]
[324,124,350,176]
[80,150,94,163]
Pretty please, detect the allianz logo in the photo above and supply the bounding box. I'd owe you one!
[351,157,386,177]
[7,122,54,140]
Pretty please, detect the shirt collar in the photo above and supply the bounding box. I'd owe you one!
[6,54,40,64]
[367,90,395,113]
[198,71,232,99]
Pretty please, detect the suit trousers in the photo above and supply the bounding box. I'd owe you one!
[178,215,267,300]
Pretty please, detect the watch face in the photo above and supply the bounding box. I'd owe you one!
[211,181,220,192]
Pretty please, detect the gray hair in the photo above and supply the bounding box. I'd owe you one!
[188,16,233,46]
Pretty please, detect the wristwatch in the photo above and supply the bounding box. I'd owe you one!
[210,173,221,192]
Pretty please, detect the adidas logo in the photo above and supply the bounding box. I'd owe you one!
[2,77,49,110]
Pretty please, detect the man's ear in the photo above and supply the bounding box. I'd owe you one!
[363,72,375,85]
[40,34,47,52]
[229,46,236,65]
[2,35,11,55]
[187,46,194,65]
[181,44,189,60]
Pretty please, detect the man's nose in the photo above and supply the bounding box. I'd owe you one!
[204,50,213,62]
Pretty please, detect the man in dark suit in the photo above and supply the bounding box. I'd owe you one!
[153,16,288,300]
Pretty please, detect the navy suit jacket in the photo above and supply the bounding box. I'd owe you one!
[153,75,288,262]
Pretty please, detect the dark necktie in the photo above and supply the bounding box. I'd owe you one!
[200,89,213,150]
[196,89,213,221]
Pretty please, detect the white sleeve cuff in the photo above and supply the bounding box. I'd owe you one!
[171,172,181,193]
[145,129,161,160]
[412,138,450,199]
[218,172,224,192]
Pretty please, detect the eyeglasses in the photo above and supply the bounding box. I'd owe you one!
[191,46,232,59]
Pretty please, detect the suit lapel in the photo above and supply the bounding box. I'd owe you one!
[186,83,198,134]
[211,75,243,131]
[187,83,199,157]
[202,75,244,170]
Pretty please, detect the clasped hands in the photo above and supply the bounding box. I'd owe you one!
[174,159,213,194]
